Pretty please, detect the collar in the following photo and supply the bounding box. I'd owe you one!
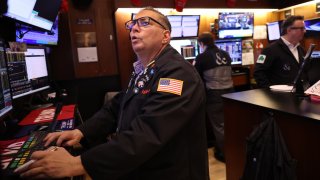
[133,59,156,75]
[133,60,144,75]
[281,37,300,49]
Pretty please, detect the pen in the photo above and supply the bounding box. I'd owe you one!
[14,146,59,173]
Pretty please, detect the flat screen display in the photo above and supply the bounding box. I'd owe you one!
[4,0,61,31]
[0,39,13,118]
[218,12,254,39]
[6,47,50,99]
[304,17,320,37]
[267,21,281,41]
[167,15,200,39]
[214,38,242,65]
[170,39,199,60]
[309,50,320,85]
[16,16,59,45]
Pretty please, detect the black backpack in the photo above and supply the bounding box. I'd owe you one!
[241,114,297,180]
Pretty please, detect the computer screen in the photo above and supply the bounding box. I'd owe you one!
[0,39,13,119]
[6,46,50,99]
[167,15,200,39]
[215,38,242,65]
[309,51,320,86]
[4,0,61,31]
[218,12,254,39]
[16,16,59,45]
[266,21,281,41]
[170,39,199,60]
[304,17,320,37]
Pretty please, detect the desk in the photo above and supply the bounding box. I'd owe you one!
[222,89,320,180]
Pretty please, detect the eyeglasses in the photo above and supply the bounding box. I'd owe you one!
[125,16,167,31]
[290,26,306,30]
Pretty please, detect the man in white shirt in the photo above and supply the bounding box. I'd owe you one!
[254,15,306,88]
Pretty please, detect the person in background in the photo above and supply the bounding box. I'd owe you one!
[16,7,209,180]
[194,32,234,162]
[254,15,306,88]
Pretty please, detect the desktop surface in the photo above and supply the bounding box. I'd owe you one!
[222,88,320,121]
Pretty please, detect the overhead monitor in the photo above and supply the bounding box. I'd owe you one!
[6,46,50,99]
[15,16,59,45]
[266,21,281,41]
[4,0,61,31]
[167,15,200,39]
[0,39,13,119]
[218,12,254,39]
[215,38,242,65]
[304,17,320,37]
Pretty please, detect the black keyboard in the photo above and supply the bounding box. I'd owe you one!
[6,131,49,173]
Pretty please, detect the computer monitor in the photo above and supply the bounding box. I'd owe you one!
[170,39,199,60]
[15,16,59,45]
[308,50,320,86]
[266,21,281,41]
[0,39,13,119]
[6,46,50,99]
[4,0,61,31]
[304,17,320,37]
[214,38,242,65]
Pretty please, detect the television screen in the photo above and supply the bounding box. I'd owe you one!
[304,17,320,37]
[170,39,199,60]
[267,21,281,41]
[4,0,61,31]
[0,39,13,118]
[6,46,50,99]
[311,50,320,59]
[309,50,320,85]
[214,38,242,65]
[218,12,254,39]
[167,15,200,39]
[16,16,59,45]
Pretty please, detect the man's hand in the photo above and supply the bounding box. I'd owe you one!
[18,147,86,179]
[44,129,84,147]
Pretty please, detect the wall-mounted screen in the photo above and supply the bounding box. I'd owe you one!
[0,39,13,119]
[304,17,320,37]
[6,47,50,99]
[4,0,61,31]
[214,38,242,65]
[267,21,281,41]
[16,16,59,45]
[218,12,254,39]
[167,15,200,39]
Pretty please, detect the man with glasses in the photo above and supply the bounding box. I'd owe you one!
[254,15,307,88]
[17,7,209,180]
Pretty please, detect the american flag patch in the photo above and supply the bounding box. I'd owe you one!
[157,78,183,96]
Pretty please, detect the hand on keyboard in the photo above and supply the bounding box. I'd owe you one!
[44,129,84,147]
[18,146,86,179]
[14,146,58,173]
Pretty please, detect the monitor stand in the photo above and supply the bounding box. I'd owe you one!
[293,80,309,97]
